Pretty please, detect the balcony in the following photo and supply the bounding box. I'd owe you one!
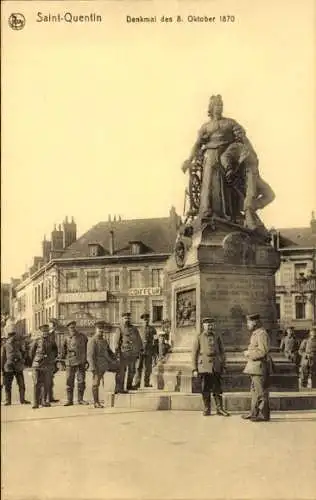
[58,291,108,303]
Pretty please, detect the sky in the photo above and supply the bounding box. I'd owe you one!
[2,0,316,282]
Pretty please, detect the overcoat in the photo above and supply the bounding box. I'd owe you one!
[192,330,226,373]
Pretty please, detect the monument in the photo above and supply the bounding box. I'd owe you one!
[154,95,298,392]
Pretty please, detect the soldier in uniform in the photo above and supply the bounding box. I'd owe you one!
[113,312,143,393]
[30,324,58,409]
[242,313,271,422]
[1,322,30,406]
[280,326,300,373]
[61,320,89,406]
[192,317,230,417]
[299,325,316,388]
[47,318,60,403]
[87,320,117,408]
[133,313,157,389]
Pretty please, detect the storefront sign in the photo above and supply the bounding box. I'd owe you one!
[128,287,161,297]
[58,291,108,303]
[59,318,95,328]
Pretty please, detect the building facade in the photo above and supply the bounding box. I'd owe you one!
[272,212,316,337]
[11,209,181,337]
[10,210,316,340]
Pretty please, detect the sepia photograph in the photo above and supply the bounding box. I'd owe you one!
[1,0,316,499]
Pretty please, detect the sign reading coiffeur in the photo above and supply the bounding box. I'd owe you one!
[128,287,161,297]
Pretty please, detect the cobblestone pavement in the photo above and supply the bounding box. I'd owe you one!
[2,372,316,500]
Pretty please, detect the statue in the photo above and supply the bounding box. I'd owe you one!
[182,95,275,234]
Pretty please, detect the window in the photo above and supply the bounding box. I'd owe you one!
[275,270,281,287]
[35,287,38,305]
[41,283,44,302]
[275,296,281,320]
[295,296,306,319]
[109,271,120,291]
[129,270,142,288]
[131,242,142,255]
[66,272,79,292]
[152,269,163,288]
[152,301,163,322]
[108,302,120,324]
[130,301,142,323]
[294,263,307,280]
[86,271,100,291]
[89,245,99,257]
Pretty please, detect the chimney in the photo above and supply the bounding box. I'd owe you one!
[51,224,63,251]
[169,206,180,232]
[63,216,77,248]
[42,235,52,263]
[108,214,111,222]
[311,211,316,234]
[109,230,115,255]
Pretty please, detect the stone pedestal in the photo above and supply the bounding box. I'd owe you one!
[153,217,298,392]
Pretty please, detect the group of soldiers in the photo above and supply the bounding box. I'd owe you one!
[1,312,170,409]
[2,312,316,418]
[280,324,316,387]
[192,313,273,421]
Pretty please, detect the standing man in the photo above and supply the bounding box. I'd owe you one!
[47,318,60,403]
[87,320,117,408]
[31,324,58,409]
[280,326,300,374]
[61,320,89,406]
[1,322,30,406]
[113,312,143,393]
[192,317,230,417]
[133,313,156,389]
[242,313,271,422]
[299,325,316,388]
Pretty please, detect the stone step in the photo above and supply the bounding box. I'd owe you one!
[103,390,316,412]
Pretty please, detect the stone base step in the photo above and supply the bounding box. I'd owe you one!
[103,390,316,412]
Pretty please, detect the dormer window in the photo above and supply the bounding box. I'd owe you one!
[88,243,104,257]
[129,241,143,255]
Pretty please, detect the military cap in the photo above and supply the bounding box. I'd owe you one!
[247,313,260,321]
[39,324,50,332]
[66,320,76,327]
[94,320,106,328]
[140,313,150,320]
[122,312,131,318]
[202,317,215,324]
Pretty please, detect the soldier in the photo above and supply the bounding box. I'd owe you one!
[113,312,143,393]
[299,325,316,388]
[133,313,157,389]
[242,313,271,422]
[61,320,89,406]
[1,322,30,406]
[47,318,60,403]
[192,317,230,417]
[280,326,300,373]
[30,324,58,409]
[87,320,117,408]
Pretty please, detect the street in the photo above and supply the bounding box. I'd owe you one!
[1,371,316,500]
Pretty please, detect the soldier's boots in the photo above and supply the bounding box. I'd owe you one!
[214,395,230,417]
[19,388,30,405]
[92,387,104,409]
[202,393,211,416]
[64,389,74,406]
[78,388,89,405]
[4,391,11,406]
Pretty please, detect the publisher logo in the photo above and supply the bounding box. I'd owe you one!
[8,13,26,30]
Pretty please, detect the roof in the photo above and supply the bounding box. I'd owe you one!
[278,227,316,249]
[61,217,179,259]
